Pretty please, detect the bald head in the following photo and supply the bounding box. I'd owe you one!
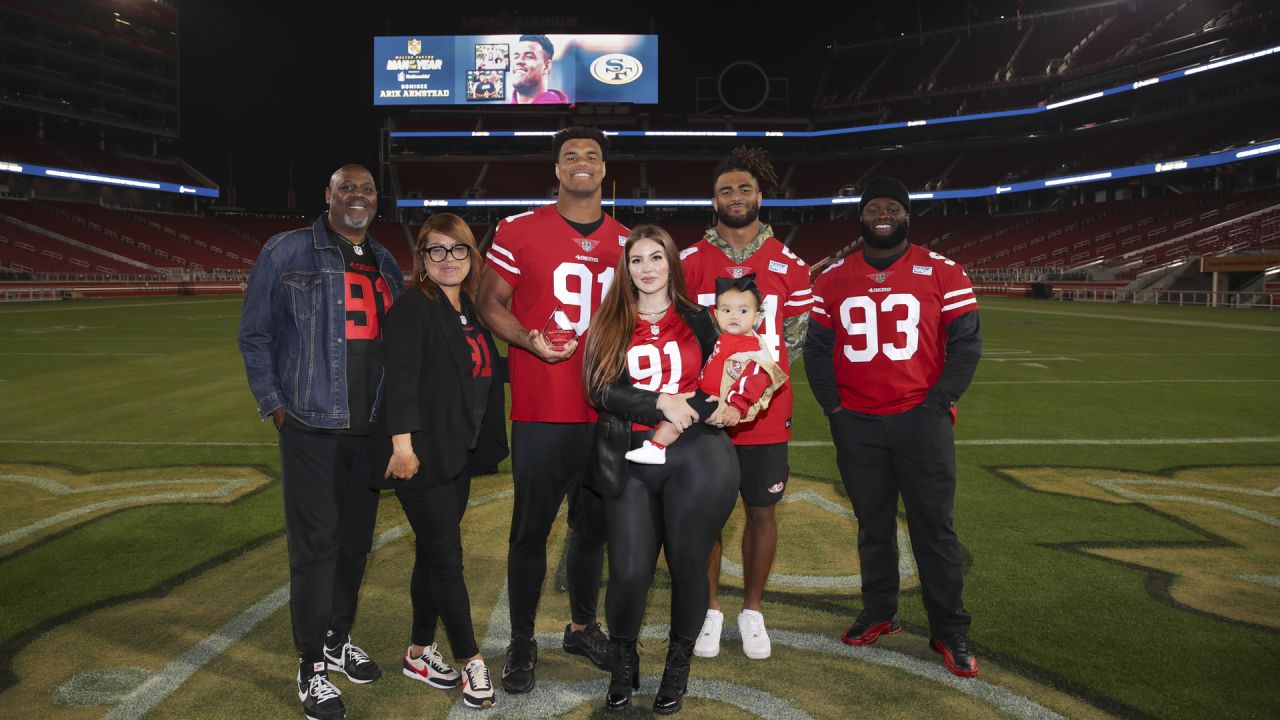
[325,165,377,241]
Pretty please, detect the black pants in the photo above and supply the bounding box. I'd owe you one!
[507,421,607,639]
[829,404,972,635]
[606,424,739,641]
[278,424,381,663]
[396,475,479,659]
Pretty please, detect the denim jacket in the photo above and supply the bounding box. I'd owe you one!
[238,216,404,429]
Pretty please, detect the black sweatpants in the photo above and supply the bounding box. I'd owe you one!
[606,424,739,642]
[278,424,381,663]
[507,421,607,639]
[829,403,972,635]
[396,475,479,659]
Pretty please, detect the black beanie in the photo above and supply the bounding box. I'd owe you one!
[859,176,911,214]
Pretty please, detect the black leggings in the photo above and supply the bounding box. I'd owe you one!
[396,475,479,659]
[605,424,739,642]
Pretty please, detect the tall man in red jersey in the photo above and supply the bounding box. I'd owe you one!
[680,147,813,660]
[477,126,628,693]
[804,176,983,678]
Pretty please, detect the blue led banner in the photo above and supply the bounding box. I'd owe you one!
[374,34,658,106]
[394,140,1280,208]
[0,161,219,199]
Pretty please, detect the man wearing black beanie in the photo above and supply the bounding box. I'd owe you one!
[803,176,984,677]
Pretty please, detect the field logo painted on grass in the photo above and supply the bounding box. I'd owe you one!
[1000,465,1280,629]
[0,464,272,556]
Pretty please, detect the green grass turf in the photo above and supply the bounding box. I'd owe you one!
[1,295,1278,718]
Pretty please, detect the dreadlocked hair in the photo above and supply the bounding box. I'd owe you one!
[712,146,779,189]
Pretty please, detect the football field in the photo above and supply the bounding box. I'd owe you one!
[0,295,1277,720]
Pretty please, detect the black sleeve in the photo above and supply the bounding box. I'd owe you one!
[382,296,427,435]
[927,310,982,410]
[803,320,843,415]
[596,379,664,426]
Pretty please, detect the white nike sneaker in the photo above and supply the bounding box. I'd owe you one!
[739,609,771,660]
[694,609,724,658]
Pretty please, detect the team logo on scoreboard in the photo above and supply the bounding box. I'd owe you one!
[726,266,751,278]
[590,54,644,85]
[576,239,599,253]
[407,38,422,56]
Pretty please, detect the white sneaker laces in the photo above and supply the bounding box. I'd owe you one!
[466,662,493,691]
[344,643,371,666]
[744,613,765,638]
[307,673,341,703]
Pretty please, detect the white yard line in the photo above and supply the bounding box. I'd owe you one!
[982,305,1280,332]
[0,298,240,315]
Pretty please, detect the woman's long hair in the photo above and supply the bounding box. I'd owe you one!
[583,224,700,403]
[412,213,483,302]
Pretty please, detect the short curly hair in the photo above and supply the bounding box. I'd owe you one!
[712,146,779,190]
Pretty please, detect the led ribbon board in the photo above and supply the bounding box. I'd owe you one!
[395,141,1280,208]
[0,162,219,199]
[374,34,658,106]
[390,44,1279,138]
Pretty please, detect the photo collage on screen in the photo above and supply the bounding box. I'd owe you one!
[467,43,508,101]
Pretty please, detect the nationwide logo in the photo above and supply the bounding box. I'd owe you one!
[726,266,751,278]
[589,54,643,85]
[576,239,599,253]
[407,38,422,56]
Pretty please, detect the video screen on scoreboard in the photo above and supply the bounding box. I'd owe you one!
[373,34,658,106]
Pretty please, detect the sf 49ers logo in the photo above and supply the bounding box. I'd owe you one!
[576,239,599,253]
[767,481,785,494]
[726,266,750,278]
[727,359,745,380]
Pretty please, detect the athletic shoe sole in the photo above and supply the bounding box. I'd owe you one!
[464,694,496,709]
[402,665,459,689]
[693,644,719,659]
[563,644,611,671]
[930,639,980,678]
[842,620,902,646]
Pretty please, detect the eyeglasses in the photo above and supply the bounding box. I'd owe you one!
[421,244,471,262]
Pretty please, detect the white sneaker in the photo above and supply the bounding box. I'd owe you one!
[461,658,496,709]
[402,643,460,689]
[694,609,723,658]
[625,441,667,465]
[738,609,771,660]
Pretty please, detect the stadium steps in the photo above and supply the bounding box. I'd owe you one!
[0,213,160,274]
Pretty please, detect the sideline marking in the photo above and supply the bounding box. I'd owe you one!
[0,352,168,357]
[982,305,1280,333]
[973,378,1280,385]
[0,298,240,315]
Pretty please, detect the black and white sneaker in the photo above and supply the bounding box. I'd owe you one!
[461,658,496,709]
[298,664,345,720]
[324,634,383,684]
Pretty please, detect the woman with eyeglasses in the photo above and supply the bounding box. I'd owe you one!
[371,212,508,709]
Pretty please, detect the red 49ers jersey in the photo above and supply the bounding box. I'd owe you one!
[680,235,812,444]
[810,244,977,415]
[626,307,703,431]
[485,205,629,422]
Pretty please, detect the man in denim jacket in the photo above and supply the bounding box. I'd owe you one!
[238,164,403,720]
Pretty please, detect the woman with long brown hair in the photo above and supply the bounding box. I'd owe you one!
[582,224,739,715]
[373,212,508,709]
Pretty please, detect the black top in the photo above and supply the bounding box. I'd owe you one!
[561,212,606,238]
[371,289,508,488]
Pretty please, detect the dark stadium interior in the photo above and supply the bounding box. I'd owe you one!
[1,0,1278,301]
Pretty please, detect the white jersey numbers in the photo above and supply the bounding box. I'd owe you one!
[553,263,615,335]
[839,293,922,363]
[627,341,683,393]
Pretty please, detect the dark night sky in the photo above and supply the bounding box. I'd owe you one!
[170,0,1067,211]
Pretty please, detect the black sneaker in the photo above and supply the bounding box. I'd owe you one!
[562,622,611,671]
[501,636,537,693]
[324,635,383,684]
[841,611,903,646]
[931,633,980,677]
[298,664,345,720]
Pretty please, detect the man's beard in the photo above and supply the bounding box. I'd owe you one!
[716,201,760,230]
[861,218,909,249]
[343,212,373,230]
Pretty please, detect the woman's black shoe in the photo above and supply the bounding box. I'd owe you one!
[605,637,639,710]
[653,635,694,715]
